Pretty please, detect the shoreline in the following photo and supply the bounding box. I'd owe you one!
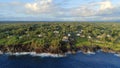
[0,50,120,58]
[1,23,120,57]
[0,48,120,58]
[0,45,120,55]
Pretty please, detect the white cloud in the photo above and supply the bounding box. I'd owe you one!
[70,6,96,17]
[99,0,113,11]
[17,0,120,21]
[67,0,119,21]
[71,0,114,16]
[25,0,55,14]
[0,0,120,21]
[25,3,39,11]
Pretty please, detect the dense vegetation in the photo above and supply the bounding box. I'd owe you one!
[0,22,120,54]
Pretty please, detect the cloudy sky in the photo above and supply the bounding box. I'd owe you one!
[0,0,119,21]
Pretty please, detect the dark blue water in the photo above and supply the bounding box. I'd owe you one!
[0,52,120,68]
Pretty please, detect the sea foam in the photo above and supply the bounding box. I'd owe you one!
[114,54,120,57]
[5,52,65,58]
[85,51,96,55]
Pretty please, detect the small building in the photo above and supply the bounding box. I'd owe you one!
[68,34,71,37]
[19,36,23,39]
[7,35,13,39]
[62,36,69,42]
[38,34,42,38]
[80,35,85,37]
[107,34,111,37]
[88,36,92,39]
[76,33,80,36]
[97,35,101,39]
[53,31,59,34]
[81,29,84,32]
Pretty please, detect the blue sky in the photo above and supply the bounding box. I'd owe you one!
[0,0,120,21]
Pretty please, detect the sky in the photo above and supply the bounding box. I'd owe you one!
[0,0,120,21]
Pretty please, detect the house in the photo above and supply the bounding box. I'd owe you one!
[38,34,42,38]
[107,34,111,37]
[97,35,101,39]
[80,35,85,37]
[53,31,59,34]
[19,36,23,39]
[68,34,71,37]
[76,33,80,36]
[81,29,84,32]
[97,34,106,39]
[62,36,69,42]
[76,30,84,34]
[7,35,13,39]
[88,36,92,39]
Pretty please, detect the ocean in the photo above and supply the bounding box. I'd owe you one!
[0,51,120,68]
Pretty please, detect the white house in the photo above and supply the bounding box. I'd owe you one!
[38,34,42,38]
[62,36,69,42]
[68,34,71,37]
[107,34,111,37]
[88,36,92,39]
[53,31,59,34]
[76,33,80,36]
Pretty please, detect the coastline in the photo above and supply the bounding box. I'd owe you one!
[1,23,120,57]
[0,46,120,58]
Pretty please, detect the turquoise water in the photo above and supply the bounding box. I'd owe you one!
[0,52,120,68]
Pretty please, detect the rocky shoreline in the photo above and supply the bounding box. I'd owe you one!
[0,44,120,55]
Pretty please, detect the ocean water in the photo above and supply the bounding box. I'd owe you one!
[0,52,120,68]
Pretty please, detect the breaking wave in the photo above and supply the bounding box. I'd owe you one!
[83,51,96,55]
[114,54,120,57]
[5,52,65,58]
